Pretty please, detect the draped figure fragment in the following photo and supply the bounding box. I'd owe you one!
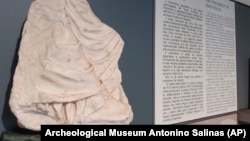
[9,0,133,131]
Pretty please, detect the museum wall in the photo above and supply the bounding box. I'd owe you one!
[235,3,250,109]
[0,0,249,133]
[0,0,34,133]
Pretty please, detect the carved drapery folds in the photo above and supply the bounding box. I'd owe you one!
[9,0,133,131]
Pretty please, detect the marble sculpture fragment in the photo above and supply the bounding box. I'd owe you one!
[9,0,133,131]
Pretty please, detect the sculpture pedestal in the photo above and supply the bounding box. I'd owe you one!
[1,131,40,141]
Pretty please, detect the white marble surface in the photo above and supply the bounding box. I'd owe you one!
[9,0,133,131]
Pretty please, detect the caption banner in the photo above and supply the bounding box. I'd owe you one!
[41,125,249,140]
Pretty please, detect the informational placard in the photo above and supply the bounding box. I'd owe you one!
[190,113,237,125]
[154,0,237,124]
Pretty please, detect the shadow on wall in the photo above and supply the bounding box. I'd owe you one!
[1,20,39,134]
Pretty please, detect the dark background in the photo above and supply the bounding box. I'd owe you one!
[0,0,249,133]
